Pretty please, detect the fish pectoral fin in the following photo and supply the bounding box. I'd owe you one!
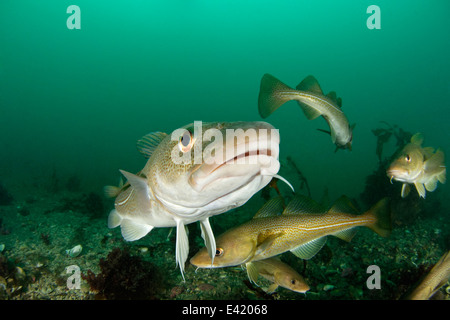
[290,237,327,260]
[120,219,153,241]
[199,218,216,265]
[107,209,122,228]
[119,170,152,212]
[266,283,279,294]
[317,128,331,136]
[175,219,189,281]
[424,177,438,192]
[245,262,259,284]
[255,232,284,256]
[401,183,411,198]
[414,182,426,198]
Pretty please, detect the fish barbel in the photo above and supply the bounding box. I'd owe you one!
[105,121,293,279]
[190,195,391,268]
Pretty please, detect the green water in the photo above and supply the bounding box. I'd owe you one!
[1,1,449,201]
[0,0,449,301]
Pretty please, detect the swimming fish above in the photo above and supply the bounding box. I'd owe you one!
[258,73,354,151]
[386,132,446,198]
[105,121,293,279]
[245,257,310,294]
[406,250,450,300]
[190,195,391,269]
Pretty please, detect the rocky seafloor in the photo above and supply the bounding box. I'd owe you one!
[0,178,449,301]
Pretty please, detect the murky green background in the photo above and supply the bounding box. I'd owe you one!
[1,0,449,207]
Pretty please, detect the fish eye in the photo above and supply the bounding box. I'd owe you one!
[291,279,296,285]
[215,248,224,257]
[178,130,194,153]
[405,154,411,162]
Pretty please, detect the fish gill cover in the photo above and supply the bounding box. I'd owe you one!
[0,0,448,304]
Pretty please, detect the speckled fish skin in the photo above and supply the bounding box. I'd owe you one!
[246,257,310,293]
[406,250,450,300]
[190,195,391,269]
[258,73,353,151]
[107,121,285,278]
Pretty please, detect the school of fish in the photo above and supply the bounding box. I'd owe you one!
[105,73,447,298]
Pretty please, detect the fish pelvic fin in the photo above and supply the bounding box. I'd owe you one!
[245,261,260,284]
[258,74,297,118]
[401,183,411,198]
[175,219,189,282]
[365,198,392,237]
[199,218,217,265]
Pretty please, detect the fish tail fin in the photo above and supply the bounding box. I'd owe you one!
[365,198,392,237]
[258,74,297,118]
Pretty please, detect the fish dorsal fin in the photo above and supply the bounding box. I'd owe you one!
[290,237,327,260]
[326,91,342,108]
[255,232,284,256]
[410,133,424,146]
[253,197,284,219]
[422,147,435,159]
[328,195,359,215]
[283,195,327,215]
[136,132,168,159]
[296,75,323,95]
[119,170,152,212]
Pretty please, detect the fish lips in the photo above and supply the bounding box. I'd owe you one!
[188,136,280,193]
[386,168,409,182]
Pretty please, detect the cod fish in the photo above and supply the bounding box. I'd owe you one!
[258,73,354,151]
[406,250,450,300]
[190,195,391,268]
[246,257,310,294]
[105,121,291,278]
[387,132,446,198]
